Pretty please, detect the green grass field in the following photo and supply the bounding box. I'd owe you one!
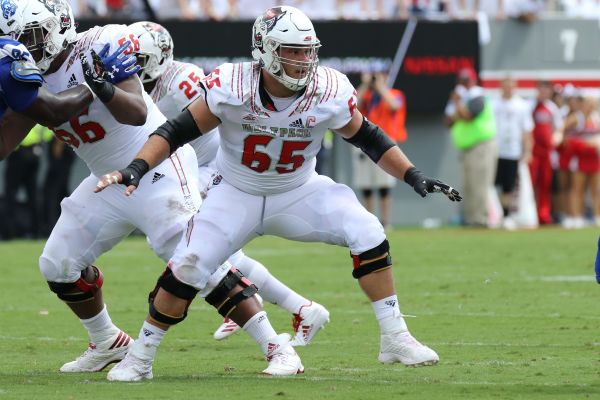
[0,227,599,399]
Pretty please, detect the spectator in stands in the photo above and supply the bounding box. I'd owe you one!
[505,0,544,22]
[353,68,408,229]
[408,0,449,19]
[445,67,497,227]
[77,0,149,19]
[230,0,279,19]
[198,0,233,20]
[492,77,533,221]
[148,0,202,19]
[287,0,339,20]
[557,90,583,227]
[70,0,92,18]
[567,96,600,227]
[337,0,372,19]
[530,80,563,225]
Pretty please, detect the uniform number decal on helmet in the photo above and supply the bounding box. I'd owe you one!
[117,34,141,55]
[39,0,67,14]
[1,0,16,19]
[261,7,286,34]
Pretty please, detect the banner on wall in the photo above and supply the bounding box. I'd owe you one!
[78,20,478,113]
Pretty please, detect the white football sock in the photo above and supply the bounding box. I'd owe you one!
[80,304,118,344]
[371,295,408,334]
[130,321,166,361]
[242,311,278,354]
[235,254,309,314]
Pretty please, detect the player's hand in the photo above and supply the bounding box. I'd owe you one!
[94,159,150,196]
[97,42,141,84]
[404,167,462,202]
[80,49,115,103]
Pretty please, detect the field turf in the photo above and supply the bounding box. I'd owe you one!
[0,227,598,399]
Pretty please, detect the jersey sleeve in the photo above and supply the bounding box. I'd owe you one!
[0,60,42,112]
[198,63,234,118]
[328,71,357,130]
[169,63,206,112]
[0,39,42,112]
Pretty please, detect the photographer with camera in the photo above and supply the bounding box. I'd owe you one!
[353,68,407,230]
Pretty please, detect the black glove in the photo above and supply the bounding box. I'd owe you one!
[119,158,150,188]
[80,49,115,103]
[404,167,462,202]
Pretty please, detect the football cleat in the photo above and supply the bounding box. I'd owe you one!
[378,331,439,367]
[60,330,132,372]
[106,351,154,382]
[262,333,304,376]
[290,301,330,346]
[213,317,242,340]
[213,294,263,341]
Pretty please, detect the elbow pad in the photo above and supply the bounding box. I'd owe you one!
[150,109,202,155]
[344,116,396,163]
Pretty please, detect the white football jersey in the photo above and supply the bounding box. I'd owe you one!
[150,60,219,167]
[43,25,167,177]
[200,62,356,196]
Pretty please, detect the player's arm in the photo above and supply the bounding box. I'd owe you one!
[94,95,220,195]
[0,58,91,158]
[336,111,461,201]
[21,85,93,127]
[104,76,147,126]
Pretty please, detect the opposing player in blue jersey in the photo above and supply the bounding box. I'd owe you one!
[595,237,600,284]
[0,34,136,158]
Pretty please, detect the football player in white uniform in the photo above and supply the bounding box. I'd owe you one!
[0,0,135,160]
[0,0,203,374]
[98,6,461,381]
[129,20,329,346]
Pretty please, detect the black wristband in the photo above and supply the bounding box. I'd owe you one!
[404,166,424,187]
[120,158,149,187]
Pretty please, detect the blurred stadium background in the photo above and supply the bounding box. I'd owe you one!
[1,2,599,398]
[5,1,600,232]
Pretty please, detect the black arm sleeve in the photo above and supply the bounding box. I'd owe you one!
[343,116,397,163]
[150,108,203,155]
[467,96,485,118]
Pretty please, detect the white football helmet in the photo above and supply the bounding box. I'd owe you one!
[0,0,76,73]
[251,6,320,92]
[128,21,173,83]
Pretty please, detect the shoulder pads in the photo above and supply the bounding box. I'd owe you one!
[10,60,43,86]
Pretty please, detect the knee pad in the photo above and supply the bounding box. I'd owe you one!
[47,265,104,303]
[351,239,392,279]
[148,265,199,325]
[205,267,258,317]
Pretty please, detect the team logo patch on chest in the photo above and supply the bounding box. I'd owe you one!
[67,73,78,88]
[241,123,312,138]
